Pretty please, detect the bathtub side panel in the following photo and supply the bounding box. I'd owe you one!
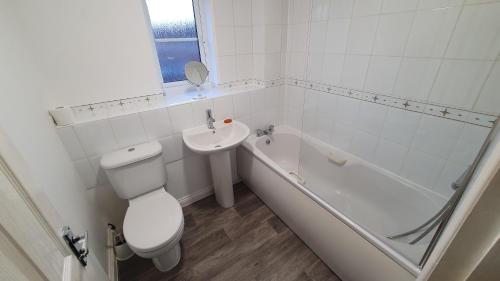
[237,147,415,281]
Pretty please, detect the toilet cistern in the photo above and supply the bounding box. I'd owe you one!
[100,141,184,272]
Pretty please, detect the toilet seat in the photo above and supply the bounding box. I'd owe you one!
[123,188,184,255]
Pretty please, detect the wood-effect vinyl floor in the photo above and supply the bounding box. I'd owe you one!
[118,183,342,281]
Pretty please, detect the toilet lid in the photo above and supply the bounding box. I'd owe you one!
[123,189,183,253]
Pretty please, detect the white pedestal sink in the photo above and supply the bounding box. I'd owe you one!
[182,120,250,208]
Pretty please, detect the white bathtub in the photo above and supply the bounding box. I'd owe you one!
[237,126,446,281]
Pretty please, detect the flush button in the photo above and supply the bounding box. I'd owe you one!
[128,148,135,152]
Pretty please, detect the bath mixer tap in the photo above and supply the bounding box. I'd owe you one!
[257,125,274,137]
[206,109,215,129]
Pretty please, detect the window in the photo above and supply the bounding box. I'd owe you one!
[145,0,203,84]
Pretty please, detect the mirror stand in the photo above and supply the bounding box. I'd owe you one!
[185,61,209,100]
[192,86,207,100]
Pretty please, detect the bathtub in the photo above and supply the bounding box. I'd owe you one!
[237,126,446,281]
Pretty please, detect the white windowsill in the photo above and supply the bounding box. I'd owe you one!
[67,82,264,125]
[162,82,261,107]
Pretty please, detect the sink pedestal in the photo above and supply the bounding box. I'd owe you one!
[209,150,234,208]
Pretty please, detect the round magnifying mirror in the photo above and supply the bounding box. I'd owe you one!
[185,61,209,100]
[185,61,209,86]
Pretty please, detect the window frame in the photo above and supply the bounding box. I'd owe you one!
[143,0,209,89]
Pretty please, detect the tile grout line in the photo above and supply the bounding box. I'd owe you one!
[423,3,466,106]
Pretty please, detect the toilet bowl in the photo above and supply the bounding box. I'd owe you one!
[123,188,184,271]
[101,141,184,271]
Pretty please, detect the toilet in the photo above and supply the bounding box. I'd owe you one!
[100,141,183,272]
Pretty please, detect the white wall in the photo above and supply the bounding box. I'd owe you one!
[0,0,110,273]
[13,0,163,109]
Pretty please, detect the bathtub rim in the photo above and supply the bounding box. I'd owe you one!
[241,126,431,277]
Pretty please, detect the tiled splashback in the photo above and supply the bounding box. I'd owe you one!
[70,78,285,123]
[284,84,491,198]
[287,78,496,128]
[58,86,284,199]
[210,0,288,83]
[284,0,500,117]
[280,0,499,198]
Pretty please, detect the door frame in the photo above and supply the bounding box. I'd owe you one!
[0,127,82,281]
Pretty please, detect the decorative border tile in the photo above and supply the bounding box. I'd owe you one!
[71,93,165,123]
[217,78,285,89]
[285,78,497,128]
[70,78,285,123]
[69,77,497,128]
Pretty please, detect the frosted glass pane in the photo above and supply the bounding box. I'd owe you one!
[145,0,202,83]
[155,41,201,82]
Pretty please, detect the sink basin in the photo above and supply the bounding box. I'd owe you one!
[182,120,250,209]
[182,120,250,155]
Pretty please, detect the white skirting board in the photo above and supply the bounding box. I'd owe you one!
[177,186,214,207]
[177,177,241,208]
[107,226,118,281]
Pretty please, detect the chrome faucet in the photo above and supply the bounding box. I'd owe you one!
[206,109,215,129]
[256,125,274,137]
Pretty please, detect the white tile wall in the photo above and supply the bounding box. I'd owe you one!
[283,85,491,198]
[381,107,421,146]
[340,55,370,88]
[325,19,350,53]
[215,26,236,56]
[74,119,118,157]
[364,56,401,94]
[59,87,284,198]
[445,3,500,60]
[372,12,413,56]
[140,108,173,140]
[213,0,234,26]
[346,16,379,55]
[167,103,194,133]
[281,0,500,115]
[275,0,497,200]
[393,58,441,101]
[73,158,98,188]
[109,114,147,148]
[401,149,446,188]
[353,0,383,16]
[216,56,237,83]
[474,62,500,114]
[61,0,499,204]
[233,0,252,25]
[210,0,288,84]
[309,22,328,53]
[373,138,408,173]
[382,0,418,13]
[322,54,345,84]
[56,126,86,160]
[235,27,252,54]
[405,8,460,58]
[354,102,388,136]
[428,60,492,109]
[311,0,330,21]
[329,0,354,19]
[418,0,464,9]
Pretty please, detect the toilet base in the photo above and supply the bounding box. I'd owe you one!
[152,243,181,272]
